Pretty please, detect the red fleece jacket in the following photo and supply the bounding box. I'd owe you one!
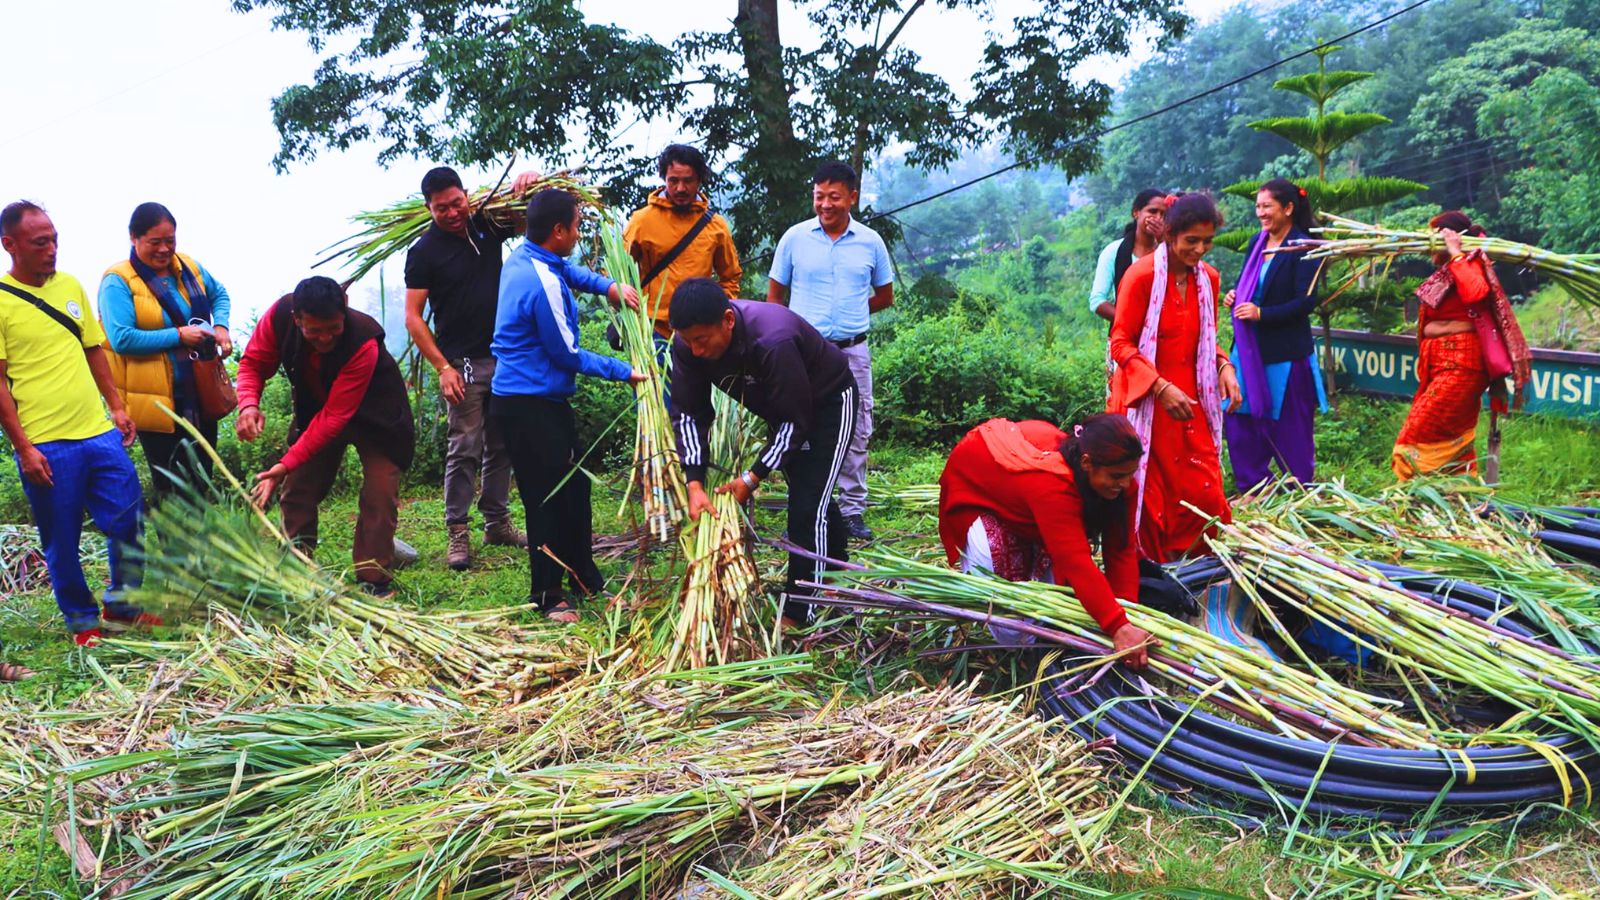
[236,311,379,472]
[938,419,1139,635]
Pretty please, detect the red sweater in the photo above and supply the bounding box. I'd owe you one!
[236,311,380,472]
[938,420,1138,635]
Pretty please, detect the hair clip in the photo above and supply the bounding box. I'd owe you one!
[1298,187,1307,197]
[1074,424,1084,438]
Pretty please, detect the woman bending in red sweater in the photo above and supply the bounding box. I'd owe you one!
[938,414,1155,668]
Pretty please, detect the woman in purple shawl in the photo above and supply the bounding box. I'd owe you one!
[1223,178,1327,491]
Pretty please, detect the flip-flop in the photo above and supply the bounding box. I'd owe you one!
[546,601,579,624]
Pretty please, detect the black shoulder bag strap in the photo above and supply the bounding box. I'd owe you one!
[0,281,82,341]
[641,208,716,289]
[607,208,717,351]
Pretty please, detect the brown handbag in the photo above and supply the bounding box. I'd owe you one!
[139,257,238,423]
[190,341,239,422]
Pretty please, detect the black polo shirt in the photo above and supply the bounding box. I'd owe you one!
[403,211,515,360]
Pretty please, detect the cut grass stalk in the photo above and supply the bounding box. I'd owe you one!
[596,212,686,543]
[320,173,605,283]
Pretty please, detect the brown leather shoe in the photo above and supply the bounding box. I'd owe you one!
[447,523,471,571]
[483,518,528,549]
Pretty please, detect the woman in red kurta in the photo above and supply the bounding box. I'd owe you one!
[1392,211,1531,479]
[1107,194,1241,562]
[938,414,1154,667]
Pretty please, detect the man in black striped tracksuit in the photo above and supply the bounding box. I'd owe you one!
[668,278,856,628]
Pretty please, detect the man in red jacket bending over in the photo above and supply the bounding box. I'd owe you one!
[235,276,416,596]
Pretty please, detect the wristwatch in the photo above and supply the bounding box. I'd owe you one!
[740,471,759,490]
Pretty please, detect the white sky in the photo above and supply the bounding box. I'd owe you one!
[0,0,1232,331]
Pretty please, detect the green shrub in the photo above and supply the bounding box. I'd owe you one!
[572,305,640,473]
[873,310,1106,446]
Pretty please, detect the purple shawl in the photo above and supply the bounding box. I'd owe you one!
[1230,232,1273,419]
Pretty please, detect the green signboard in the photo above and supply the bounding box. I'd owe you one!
[1318,329,1600,421]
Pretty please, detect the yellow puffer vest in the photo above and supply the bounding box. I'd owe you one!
[101,252,203,433]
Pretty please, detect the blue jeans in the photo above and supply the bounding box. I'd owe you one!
[16,429,145,632]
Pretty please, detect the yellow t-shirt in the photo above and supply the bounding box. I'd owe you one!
[0,272,113,444]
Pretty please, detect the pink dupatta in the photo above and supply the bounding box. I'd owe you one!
[1126,243,1224,538]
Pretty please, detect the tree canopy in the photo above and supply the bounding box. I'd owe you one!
[234,0,1188,250]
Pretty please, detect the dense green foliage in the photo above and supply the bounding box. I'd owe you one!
[1084,0,1599,255]
[233,0,1188,252]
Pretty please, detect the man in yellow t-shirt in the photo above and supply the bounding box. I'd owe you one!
[0,201,154,646]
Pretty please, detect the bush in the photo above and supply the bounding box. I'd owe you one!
[572,304,641,473]
[873,310,1106,446]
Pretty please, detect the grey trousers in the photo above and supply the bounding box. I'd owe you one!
[836,341,873,516]
[444,355,514,526]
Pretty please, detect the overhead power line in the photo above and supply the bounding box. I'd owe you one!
[860,0,1439,225]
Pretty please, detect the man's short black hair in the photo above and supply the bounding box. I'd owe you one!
[526,189,580,243]
[668,277,733,330]
[1,200,45,237]
[421,167,465,202]
[658,143,711,182]
[812,160,859,192]
[292,276,348,319]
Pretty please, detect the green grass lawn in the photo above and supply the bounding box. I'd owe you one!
[3,394,1600,896]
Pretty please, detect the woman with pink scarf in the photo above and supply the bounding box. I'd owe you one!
[1107,194,1241,562]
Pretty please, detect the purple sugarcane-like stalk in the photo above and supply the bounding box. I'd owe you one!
[803,581,1390,746]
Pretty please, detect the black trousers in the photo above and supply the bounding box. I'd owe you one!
[491,394,603,606]
[137,417,218,498]
[783,381,857,623]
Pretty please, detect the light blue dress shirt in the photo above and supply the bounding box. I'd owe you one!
[769,216,893,341]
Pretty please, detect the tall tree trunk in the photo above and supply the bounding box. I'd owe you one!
[736,0,809,234]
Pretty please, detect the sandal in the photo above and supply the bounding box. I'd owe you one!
[545,601,580,624]
[1,662,33,682]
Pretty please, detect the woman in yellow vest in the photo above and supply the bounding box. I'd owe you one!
[99,202,233,496]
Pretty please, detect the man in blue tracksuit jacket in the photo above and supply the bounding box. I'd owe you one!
[491,189,642,620]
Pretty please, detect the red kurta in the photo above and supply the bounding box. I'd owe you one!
[938,419,1139,635]
[1107,254,1231,563]
[1418,256,1491,328]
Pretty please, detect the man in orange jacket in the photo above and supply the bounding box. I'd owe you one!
[624,144,743,340]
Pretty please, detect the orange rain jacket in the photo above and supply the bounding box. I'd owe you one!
[623,190,743,337]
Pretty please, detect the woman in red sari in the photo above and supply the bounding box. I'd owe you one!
[939,414,1153,667]
[1108,194,1241,562]
[1392,212,1531,479]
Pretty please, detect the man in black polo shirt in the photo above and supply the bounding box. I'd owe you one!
[668,278,857,629]
[404,166,539,570]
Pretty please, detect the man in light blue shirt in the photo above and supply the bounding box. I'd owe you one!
[767,161,893,541]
